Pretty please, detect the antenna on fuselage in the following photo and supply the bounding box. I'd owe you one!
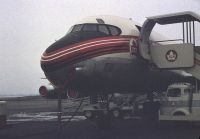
[96,18,105,24]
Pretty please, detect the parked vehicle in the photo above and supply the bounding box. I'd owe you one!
[159,83,200,121]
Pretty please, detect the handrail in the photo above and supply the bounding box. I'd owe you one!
[152,39,183,43]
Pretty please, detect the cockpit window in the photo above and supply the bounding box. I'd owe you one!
[98,25,109,35]
[69,24,121,36]
[72,24,83,32]
[83,24,97,31]
[46,24,122,53]
[67,26,74,33]
[108,26,121,36]
[167,88,181,97]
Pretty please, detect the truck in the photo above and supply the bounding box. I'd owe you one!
[83,82,200,125]
[82,93,160,120]
[82,94,137,120]
[159,83,200,122]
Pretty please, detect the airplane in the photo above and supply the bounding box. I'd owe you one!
[40,15,191,97]
[39,15,195,127]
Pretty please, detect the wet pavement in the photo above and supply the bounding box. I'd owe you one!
[0,96,200,139]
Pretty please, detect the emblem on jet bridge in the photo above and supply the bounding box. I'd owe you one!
[166,50,177,62]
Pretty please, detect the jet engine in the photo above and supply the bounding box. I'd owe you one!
[39,85,68,99]
[39,85,79,99]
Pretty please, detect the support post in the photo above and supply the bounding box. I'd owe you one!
[57,89,62,130]
[182,22,185,43]
[189,22,192,43]
[193,21,195,46]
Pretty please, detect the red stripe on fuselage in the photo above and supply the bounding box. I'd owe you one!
[42,37,132,58]
[42,40,128,61]
[61,46,129,66]
[42,44,130,66]
[41,35,138,66]
[43,35,136,56]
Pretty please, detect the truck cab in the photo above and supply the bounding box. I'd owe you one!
[159,83,200,121]
[166,83,193,103]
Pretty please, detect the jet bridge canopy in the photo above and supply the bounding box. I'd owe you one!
[139,11,200,66]
[138,11,200,80]
[147,11,200,25]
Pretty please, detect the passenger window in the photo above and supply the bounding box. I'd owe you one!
[83,24,97,31]
[72,24,83,32]
[108,26,120,36]
[167,88,181,97]
[98,25,109,35]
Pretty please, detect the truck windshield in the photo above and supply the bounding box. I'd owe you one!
[167,88,181,97]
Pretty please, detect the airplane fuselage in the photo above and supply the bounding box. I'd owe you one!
[40,16,186,96]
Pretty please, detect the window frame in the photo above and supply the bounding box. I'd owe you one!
[69,23,122,36]
[82,24,98,32]
[98,24,110,35]
[167,88,181,97]
[107,25,122,36]
[71,24,84,33]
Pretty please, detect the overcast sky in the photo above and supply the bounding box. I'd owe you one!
[0,0,200,96]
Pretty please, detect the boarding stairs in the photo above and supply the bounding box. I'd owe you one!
[137,11,200,80]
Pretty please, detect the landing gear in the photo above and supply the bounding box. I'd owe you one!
[95,111,112,129]
[57,88,63,130]
[85,94,114,129]
[143,101,160,121]
[142,92,160,126]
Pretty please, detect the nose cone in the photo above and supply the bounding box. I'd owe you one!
[41,33,82,72]
[46,33,82,54]
[40,32,104,72]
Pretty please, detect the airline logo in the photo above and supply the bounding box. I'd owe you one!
[166,50,177,62]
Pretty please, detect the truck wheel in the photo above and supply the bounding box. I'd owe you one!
[84,111,93,119]
[173,112,185,116]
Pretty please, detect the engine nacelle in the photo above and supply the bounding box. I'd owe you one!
[39,85,67,99]
[39,85,79,99]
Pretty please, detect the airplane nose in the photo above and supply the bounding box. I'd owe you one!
[45,33,81,54]
[40,33,82,72]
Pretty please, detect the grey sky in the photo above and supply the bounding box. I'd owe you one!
[0,0,199,96]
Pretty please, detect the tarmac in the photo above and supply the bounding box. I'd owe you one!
[0,96,200,139]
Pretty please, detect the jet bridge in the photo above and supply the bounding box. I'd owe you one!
[138,11,200,80]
